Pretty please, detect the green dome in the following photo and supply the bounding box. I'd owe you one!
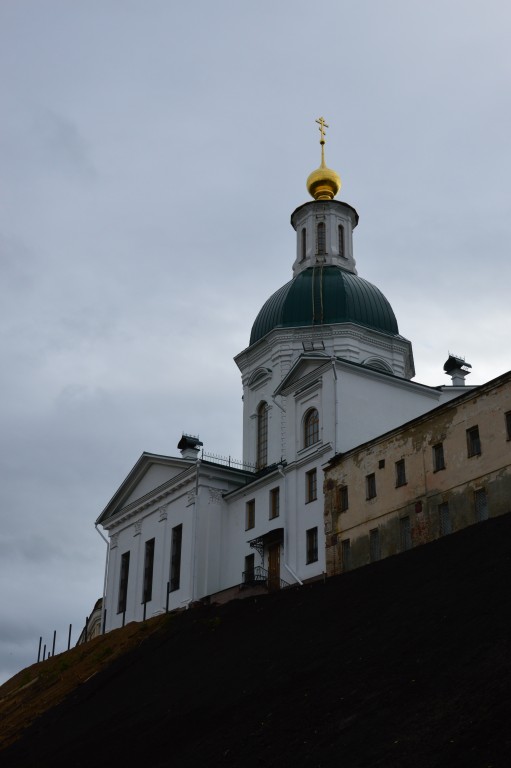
[250,266,399,346]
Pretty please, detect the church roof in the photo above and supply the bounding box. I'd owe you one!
[249,266,399,346]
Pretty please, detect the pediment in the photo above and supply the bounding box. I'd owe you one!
[96,452,193,525]
[274,353,332,397]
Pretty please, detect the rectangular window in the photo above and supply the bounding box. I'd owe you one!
[506,411,511,440]
[170,524,183,592]
[400,516,412,551]
[366,473,376,500]
[395,459,407,487]
[369,528,380,562]
[142,538,155,604]
[433,443,445,471]
[438,501,451,535]
[306,469,317,503]
[467,426,481,457]
[269,488,280,519]
[244,553,255,585]
[246,499,255,530]
[474,488,488,522]
[338,485,349,512]
[117,551,130,614]
[301,227,307,261]
[341,538,351,571]
[306,527,318,564]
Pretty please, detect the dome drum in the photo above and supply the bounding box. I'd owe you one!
[291,200,359,278]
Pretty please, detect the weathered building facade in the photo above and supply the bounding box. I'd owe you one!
[324,372,511,576]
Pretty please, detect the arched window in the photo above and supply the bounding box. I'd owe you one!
[338,224,345,258]
[257,402,268,469]
[304,408,319,447]
[301,228,307,261]
[316,222,326,254]
[363,357,394,374]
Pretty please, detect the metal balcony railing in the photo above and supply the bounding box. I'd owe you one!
[241,565,290,592]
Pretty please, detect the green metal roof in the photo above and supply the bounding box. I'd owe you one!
[250,266,399,345]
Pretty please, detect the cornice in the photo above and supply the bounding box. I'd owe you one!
[102,462,251,532]
[235,321,412,372]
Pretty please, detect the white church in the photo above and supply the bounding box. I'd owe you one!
[96,119,469,631]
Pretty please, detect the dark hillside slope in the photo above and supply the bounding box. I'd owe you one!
[3,514,511,768]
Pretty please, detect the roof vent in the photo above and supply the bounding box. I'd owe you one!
[177,433,203,460]
[443,354,471,386]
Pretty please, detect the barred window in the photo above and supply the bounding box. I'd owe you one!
[269,487,280,519]
[395,459,407,487]
[467,426,481,457]
[433,443,445,471]
[316,221,326,254]
[118,551,130,614]
[474,488,488,522]
[257,402,268,469]
[170,524,182,592]
[304,408,319,447]
[301,227,307,261]
[338,485,349,512]
[338,224,345,258]
[306,527,318,564]
[142,538,155,604]
[366,473,376,500]
[246,500,255,530]
[369,528,380,562]
[306,469,317,503]
[438,502,451,535]
[400,516,412,551]
[244,553,255,585]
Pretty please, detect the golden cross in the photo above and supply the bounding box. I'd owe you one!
[316,116,329,145]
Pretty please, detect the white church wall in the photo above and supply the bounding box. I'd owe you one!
[285,460,327,581]
[220,459,328,589]
[219,491,250,589]
[336,367,444,453]
[193,486,228,600]
[104,487,196,631]
[221,476,286,588]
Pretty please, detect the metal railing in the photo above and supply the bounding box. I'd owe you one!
[241,565,291,592]
[201,450,255,472]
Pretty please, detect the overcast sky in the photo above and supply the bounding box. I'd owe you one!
[1,0,510,683]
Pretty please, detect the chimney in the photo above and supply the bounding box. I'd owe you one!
[443,354,471,386]
[177,433,203,460]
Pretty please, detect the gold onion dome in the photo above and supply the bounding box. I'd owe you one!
[306,116,341,200]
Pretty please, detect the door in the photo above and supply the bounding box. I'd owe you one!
[267,543,280,591]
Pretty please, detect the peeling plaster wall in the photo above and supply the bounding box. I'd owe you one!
[324,375,511,576]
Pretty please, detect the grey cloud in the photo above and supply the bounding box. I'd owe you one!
[0,0,510,685]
